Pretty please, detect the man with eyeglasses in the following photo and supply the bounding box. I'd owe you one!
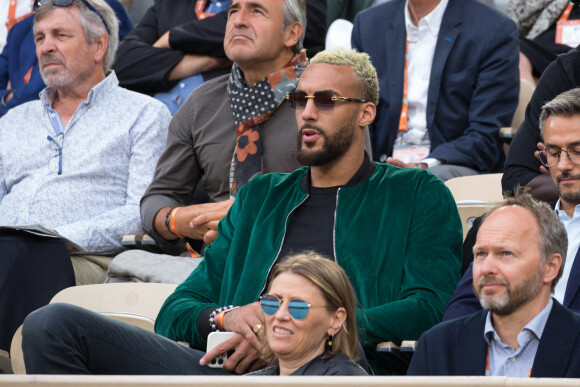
[443,88,580,322]
[0,0,170,353]
[22,48,462,376]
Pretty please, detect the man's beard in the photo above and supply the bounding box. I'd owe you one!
[296,113,356,166]
[40,45,92,88]
[473,270,543,316]
[556,172,580,205]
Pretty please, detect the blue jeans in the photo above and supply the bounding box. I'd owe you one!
[22,303,229,375]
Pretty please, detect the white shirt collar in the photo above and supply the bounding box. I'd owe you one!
[404,0,449,37]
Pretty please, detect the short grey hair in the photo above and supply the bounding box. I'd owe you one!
[539,88,580,137]
[480,190,568,291]
[282,0,306,53]
[34,0,119,72]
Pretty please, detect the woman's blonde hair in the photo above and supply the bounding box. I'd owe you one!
[259,251,360,364]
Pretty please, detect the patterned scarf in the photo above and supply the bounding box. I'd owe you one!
[228,50,308,198]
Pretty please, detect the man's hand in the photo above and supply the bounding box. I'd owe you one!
[527,141,559,202]
[3,91,13,104]
[200,302,265,374]
[189,199,234,244]
[534,142,549,174]
[200,333,265,374]
[386,157,427,169]
[154,200,234,242]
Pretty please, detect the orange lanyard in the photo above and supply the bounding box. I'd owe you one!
[23,66,33,83]
[398,39,409,132]
[5,0,32,31]
[485,347,532,377]
[559,3,574,22]
[195,0,217,20]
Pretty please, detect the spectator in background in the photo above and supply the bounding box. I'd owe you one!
[0,0,132,116]
[326,0,373,27]
[106,0,309,283]
[352,0,519,181]
[0,0,32,51]
[508,0,580,86]
[0,0,170,353]
[325,0,373,50]
[113,0,326,114]
[502,45,580,201]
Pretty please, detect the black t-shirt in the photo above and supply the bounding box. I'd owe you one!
[277,185,338,261]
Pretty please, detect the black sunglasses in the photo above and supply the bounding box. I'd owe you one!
[33,0,110,35]
[286,91,369,112]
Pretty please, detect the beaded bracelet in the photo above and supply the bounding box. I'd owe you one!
[209,305,237,332]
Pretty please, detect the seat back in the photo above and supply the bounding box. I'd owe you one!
[49,283,177,320]
[500,78,536,155]
[445,174,503,239]
[444,173,503,204]
[10,283,177,374]
[511,79,535,131]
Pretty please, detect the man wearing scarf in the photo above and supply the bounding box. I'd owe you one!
[138,0,307,257]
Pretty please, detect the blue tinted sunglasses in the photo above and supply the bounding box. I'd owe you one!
[33,0,111,35]
[260,294,317,320]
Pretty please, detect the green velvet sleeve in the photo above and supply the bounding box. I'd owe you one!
[355,171,463,346]
[154,194,243,350]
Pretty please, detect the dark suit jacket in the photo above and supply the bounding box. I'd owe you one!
[443,204,580,320]
[408,300,580,377]
[351,0,519,170]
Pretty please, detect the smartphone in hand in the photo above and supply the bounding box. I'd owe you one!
[206,331,236,368]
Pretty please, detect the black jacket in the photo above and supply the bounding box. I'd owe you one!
[248,352,368,376]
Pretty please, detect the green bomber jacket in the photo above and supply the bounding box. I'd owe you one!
[155,162,462,369]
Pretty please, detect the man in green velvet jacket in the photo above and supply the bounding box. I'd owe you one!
[155,48,463,375]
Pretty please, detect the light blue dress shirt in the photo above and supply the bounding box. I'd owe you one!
[554,200,580,303]
[0,72,171,254]
[484,298,553,377]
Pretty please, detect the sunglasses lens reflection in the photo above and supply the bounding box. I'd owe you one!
[287,300,309,320]
[289,92,336,111]
[261,295,279,316]
[260,294,310,319]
